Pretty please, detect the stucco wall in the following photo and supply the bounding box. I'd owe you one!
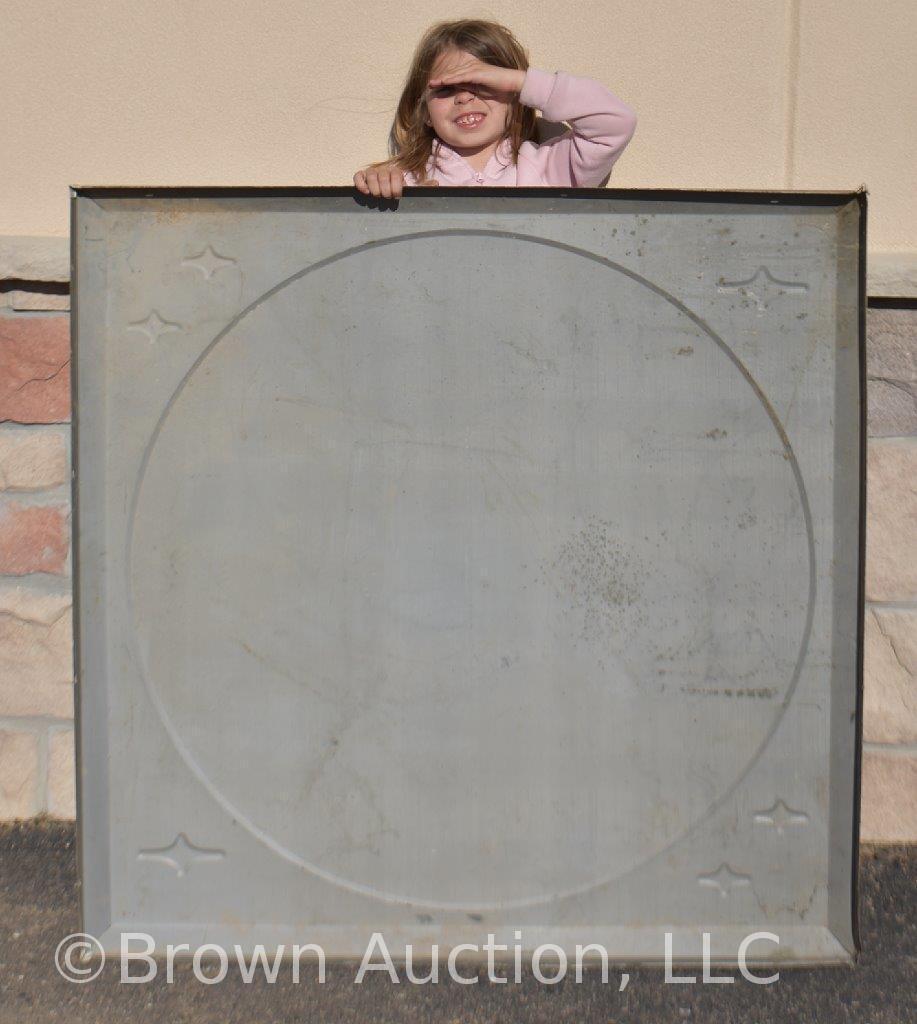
[0,0,915,290]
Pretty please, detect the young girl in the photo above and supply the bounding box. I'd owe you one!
[353,18,637,198]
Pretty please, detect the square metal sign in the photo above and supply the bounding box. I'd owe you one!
[71,186,865,966]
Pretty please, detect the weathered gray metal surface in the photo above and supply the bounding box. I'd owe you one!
[71,188,864,965]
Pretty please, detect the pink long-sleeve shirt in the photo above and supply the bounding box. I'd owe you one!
[403,67,637,188]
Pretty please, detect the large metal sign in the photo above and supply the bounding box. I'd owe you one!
[71,186,865,966]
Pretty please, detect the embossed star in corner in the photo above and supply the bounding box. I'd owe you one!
[716,265,809,312]
[181,244,236,280]
[137,833,225,877]
[753,799,809,835]
[127,310,181,344]
[697,863,753,898]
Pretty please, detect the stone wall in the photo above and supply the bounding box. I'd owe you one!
[860,309,917,842]
[0,307,74,818]
[0,286,913,841]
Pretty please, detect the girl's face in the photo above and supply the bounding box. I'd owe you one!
[424,48,513,157]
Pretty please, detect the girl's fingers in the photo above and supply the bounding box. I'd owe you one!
[359,167,389,197]
[353,165,408,198]
[380,168,404,199]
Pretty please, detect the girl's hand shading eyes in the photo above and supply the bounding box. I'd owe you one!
[427,57,525,97]
[429,83,502,101]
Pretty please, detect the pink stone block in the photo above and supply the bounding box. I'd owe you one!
[48,727,76,819]
[0,314,71,424]
[860,751,917,843]
[0,729,40,819]
[0,502,70,575]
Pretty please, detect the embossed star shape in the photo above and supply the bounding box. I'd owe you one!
[127,310,181,344]
[716,265,808,312]
[698,863,753,898]
[753,799,809,835]
[181,244,236,280]
[137,833,225,877]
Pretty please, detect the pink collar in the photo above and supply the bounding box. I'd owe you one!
[432,136,514,174]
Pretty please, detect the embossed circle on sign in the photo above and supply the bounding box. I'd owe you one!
[128,230,813,910]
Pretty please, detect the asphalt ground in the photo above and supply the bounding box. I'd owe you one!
[1,819,914,1023]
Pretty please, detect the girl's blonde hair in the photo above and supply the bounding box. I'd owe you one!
[366,19,539,184]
